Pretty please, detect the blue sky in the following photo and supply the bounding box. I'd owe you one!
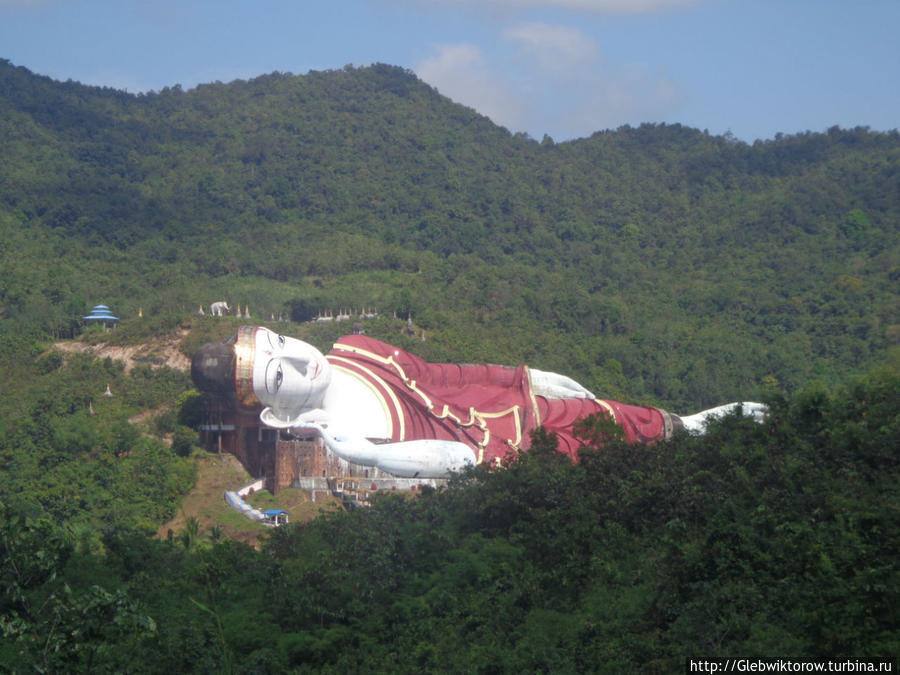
[2,0,898,142]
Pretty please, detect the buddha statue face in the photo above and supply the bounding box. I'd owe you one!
[245,327,332,426]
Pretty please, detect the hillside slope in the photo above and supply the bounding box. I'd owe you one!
[1,58,898,412]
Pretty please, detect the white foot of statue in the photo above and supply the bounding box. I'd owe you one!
[680,402,767,433]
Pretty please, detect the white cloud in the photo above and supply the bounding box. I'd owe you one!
[412,0,703,14]
[559,64,683,136]
[415,24,683,140]
[415,43,529,131]
[503,22,597,72]
[0,0,58,7]
[512,0,700,12]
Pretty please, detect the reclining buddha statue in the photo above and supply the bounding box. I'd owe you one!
[191,326,765,478]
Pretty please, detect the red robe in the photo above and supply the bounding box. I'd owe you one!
[327,335,669,465]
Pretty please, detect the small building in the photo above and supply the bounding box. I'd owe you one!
[82,305,119,330]
[262,509,289,526]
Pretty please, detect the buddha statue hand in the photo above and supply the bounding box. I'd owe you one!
[529,368,596,400]
[679,402,767,433]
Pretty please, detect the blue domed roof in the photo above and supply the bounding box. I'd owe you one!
[83,305,119,322]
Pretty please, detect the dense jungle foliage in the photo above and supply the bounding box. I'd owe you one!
[1,58,898,411]
[1,368,897,672]
[0,59,897,671]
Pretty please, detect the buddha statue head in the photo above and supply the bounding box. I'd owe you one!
[191,326,331,427]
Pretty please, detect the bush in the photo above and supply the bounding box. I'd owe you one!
[171,425,198,457]
[175,389,205,428]
[36,351,63,375]
[154,409,177,435]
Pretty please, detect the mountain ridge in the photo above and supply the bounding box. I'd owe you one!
[1,57,898,411]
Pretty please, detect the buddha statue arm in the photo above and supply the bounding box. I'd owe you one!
[260,407,330,428]
[289,422,477,479]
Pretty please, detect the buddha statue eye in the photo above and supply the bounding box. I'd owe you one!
[275,364,284,392]
[278,335,286,348]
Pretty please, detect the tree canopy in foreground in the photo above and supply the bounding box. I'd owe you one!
[2,366,896,672]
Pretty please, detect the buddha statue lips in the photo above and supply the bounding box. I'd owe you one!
[191,326,765,478]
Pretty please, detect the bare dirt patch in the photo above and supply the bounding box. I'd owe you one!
[54,329,191,373]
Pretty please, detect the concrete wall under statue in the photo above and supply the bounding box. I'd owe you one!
[200,403,277,484]
[273,437,398,493]
[235,425,278,484]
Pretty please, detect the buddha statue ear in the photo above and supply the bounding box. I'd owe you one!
[259,407,297,428]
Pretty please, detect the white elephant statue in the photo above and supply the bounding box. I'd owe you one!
[209,301,231,317]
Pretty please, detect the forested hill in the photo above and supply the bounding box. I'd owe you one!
[1,58,898,411]
[1,59,898,673]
